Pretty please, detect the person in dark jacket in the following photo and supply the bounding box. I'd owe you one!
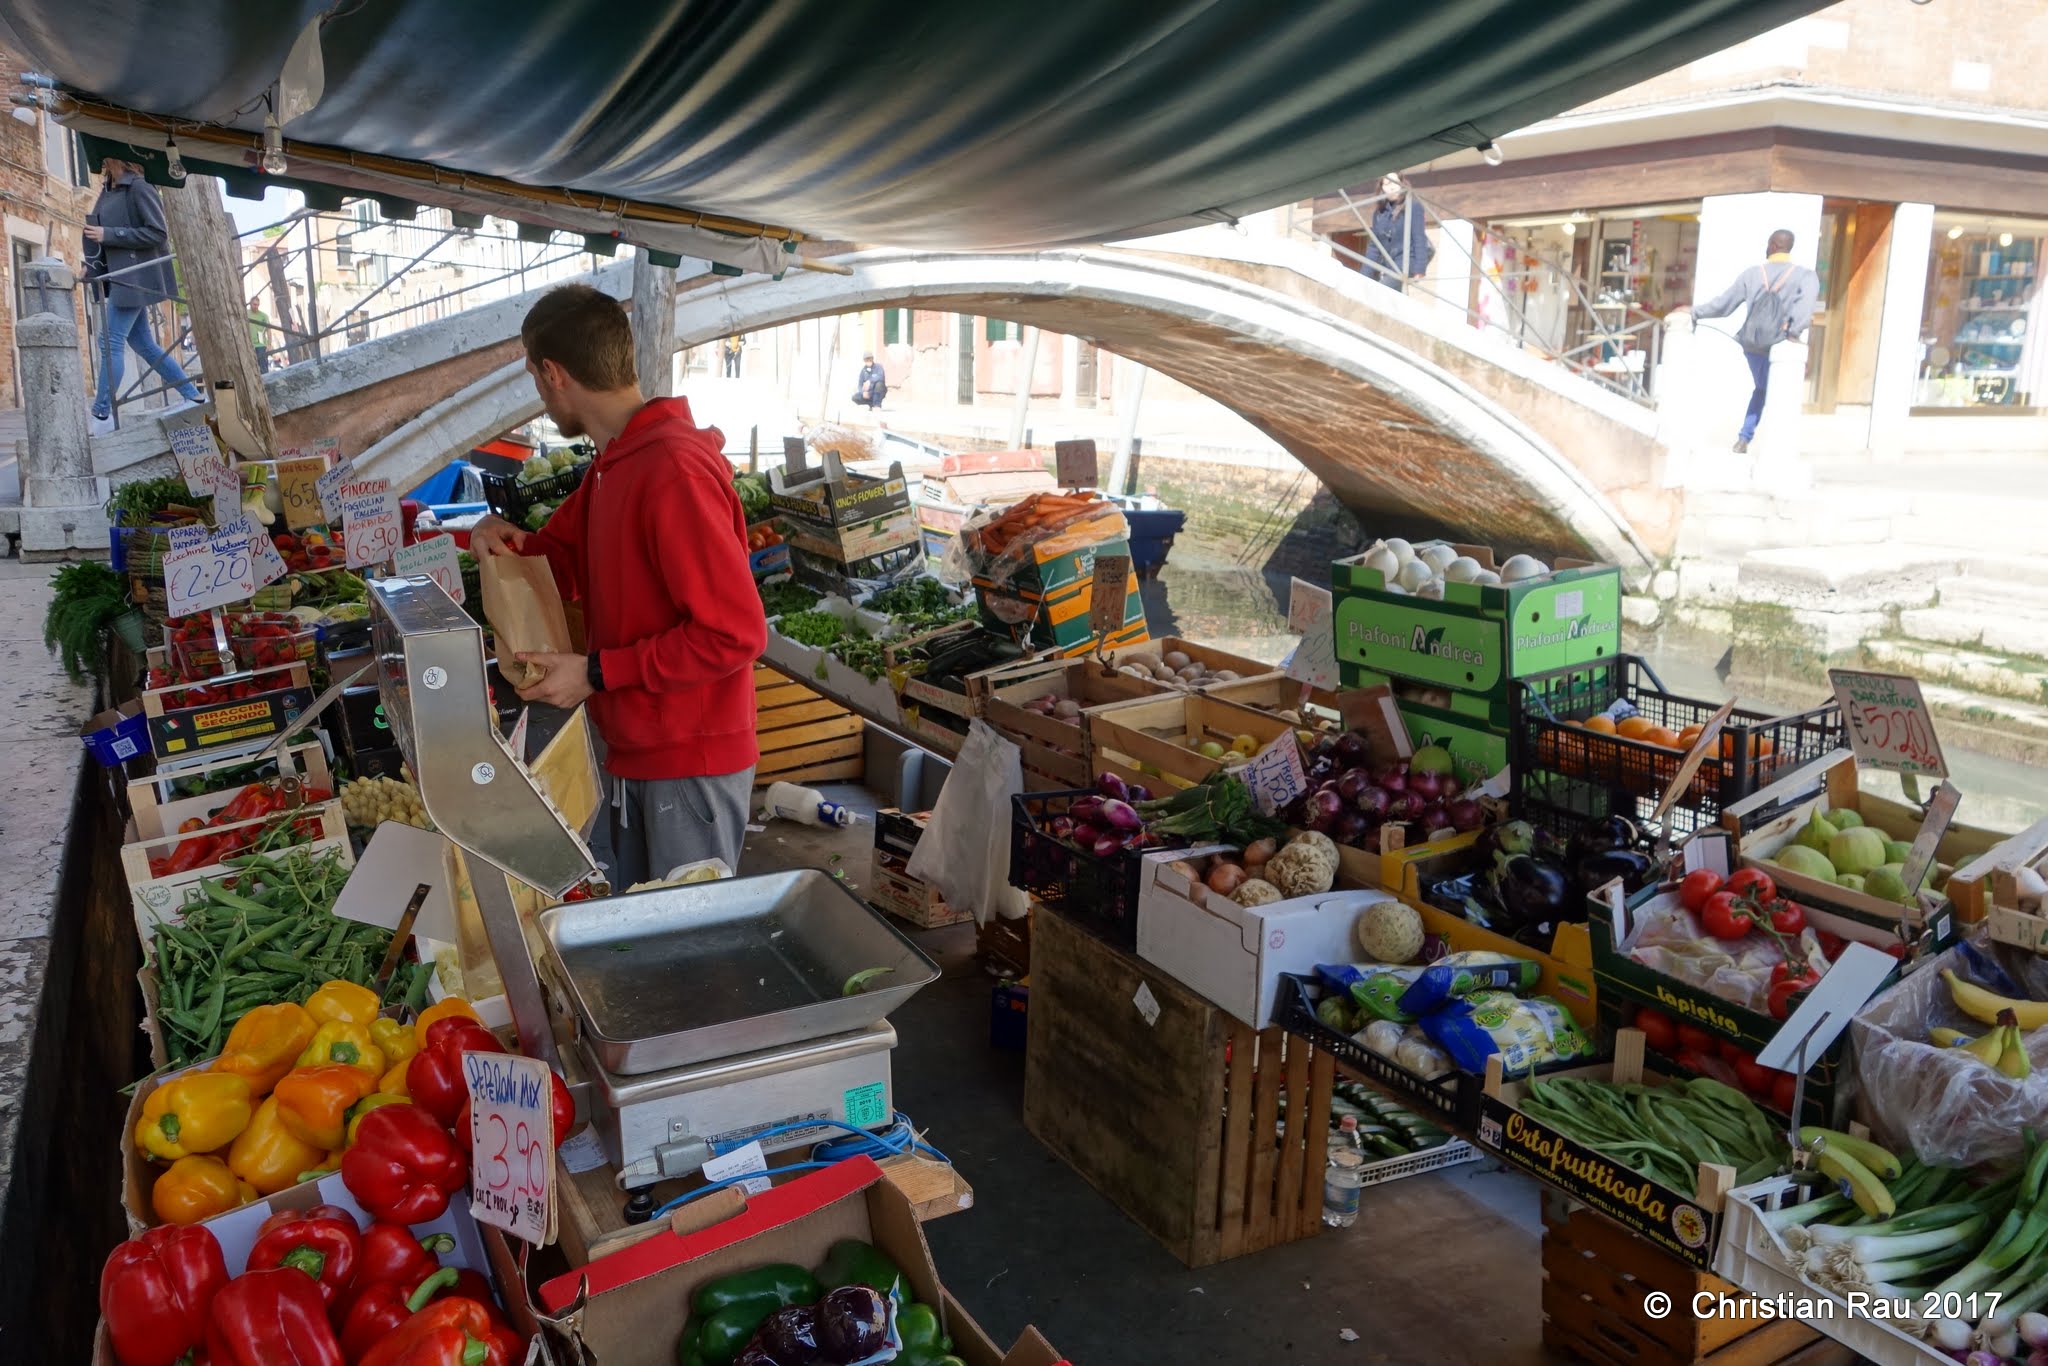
[83,159,201,420]
[1361,174,1434,292]
[852,352,887,408]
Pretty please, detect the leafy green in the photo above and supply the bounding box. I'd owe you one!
[1135,773,1285,846]
[43,561,131,683]
[776,609,847,647]
[105,475,198,524]
[733,473,773,523]
[758,581,822,619]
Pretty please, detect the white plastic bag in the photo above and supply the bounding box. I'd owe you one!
[906,719,1029,926]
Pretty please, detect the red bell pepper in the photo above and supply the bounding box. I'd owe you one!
[440,1269,505,1322]
[205,1266,345,1366]
[246,1207,363,1309]
[354,1224,454,1297]
[341,1266,456,1362]
[357,1295,519,1366]
[166,832,221,874]
[101,1224,229,1366]
[214,782,274,826]
[408,1019,501,1126]
[341,1103,469,1225]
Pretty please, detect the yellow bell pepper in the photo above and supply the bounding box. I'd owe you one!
[415,996,480,1035]
[295,1020,386,1078]
[378,1055,412,1098]
[304,979,380,1027]
[274,1063,378,1150]
[370,1018,418,1069]
[345,1093,411,1146]
[227,1096,326,1195]
[210,1002,318,1097]
[151,1155,255,1225]
[135,1072,254,1161]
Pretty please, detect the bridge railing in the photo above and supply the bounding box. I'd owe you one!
[1285,192,1665,406]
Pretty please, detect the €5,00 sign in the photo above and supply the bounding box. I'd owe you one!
[464,1051,555,1244]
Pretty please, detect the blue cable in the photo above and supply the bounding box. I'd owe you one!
[651,1111,950,1218]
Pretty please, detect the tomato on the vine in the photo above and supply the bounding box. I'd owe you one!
[1676,1022,1719,1056]
[1770,1071,1798,1114]
[1632,1007,1678,1054]
[1700,891,1754,941]
[1679,869,1725,914]
[1733,1054,1773,1096]
[1768,972,1820,1020]
[1767,899,1807,936]
[1716,1039,1748,1064]
[1815,930,1847,962]
[1724,868,1776,903]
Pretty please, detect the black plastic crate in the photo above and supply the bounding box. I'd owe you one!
[1511,655,1841,842]
[1008,789,1146,950]
[481,462,589,523]
[1275,973,1486,1128]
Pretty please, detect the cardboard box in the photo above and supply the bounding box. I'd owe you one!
[873,808,932,861]
[143,661,316,760]
[1137,852,1380,1028]
[83,700,150,766]
[975,563,1145,651]
[127,740,331,840]
[1393,696,1510,790]
[1110,635,1280,688]
[769,458,913,528]
[1331,543,1621,697]
[973,518,1133,596]
[869,856,970,929]
[535,1157,1057,1366]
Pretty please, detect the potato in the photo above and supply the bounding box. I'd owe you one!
[1162,651,1191,670]
[1052,699,1081,719]
[1151,665,1178,681]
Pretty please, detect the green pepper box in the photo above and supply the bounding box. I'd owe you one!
[1331,544,1620,699]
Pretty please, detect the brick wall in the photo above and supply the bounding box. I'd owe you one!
[0,42,96,409]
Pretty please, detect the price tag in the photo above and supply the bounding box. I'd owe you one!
[702,1139,773,1196]
[1132,981,1161,1028]
[316,457,357,525]
[1089,553,1132,637]
[465,1051,555,1245]
[217,513,289,590]
[340,480,402,569]
[1243,731,1309,817]
[1900,781,1962,897]
[1054,438,1098,489]
[1829,669,1949,777]
[164,411,242,524]
[163,523,259,616]
[1284,578,1339,690]
[392,533,464,604]
[276,456,330,530]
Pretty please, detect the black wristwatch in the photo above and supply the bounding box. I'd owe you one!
[586,652,605,693]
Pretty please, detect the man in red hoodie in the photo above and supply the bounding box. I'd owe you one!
[469,284,766,883]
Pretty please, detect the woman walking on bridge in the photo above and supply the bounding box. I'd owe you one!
[83,158,202,421]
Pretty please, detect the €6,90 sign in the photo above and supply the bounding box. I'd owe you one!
[340,481,402,569]
[464,1051,554,1244]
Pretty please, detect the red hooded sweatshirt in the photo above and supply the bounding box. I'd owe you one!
[522,398,766,780]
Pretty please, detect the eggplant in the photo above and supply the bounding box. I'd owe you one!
[1572,847,1654,897]
[753,1305,823,1366]
[815,1286,890,1364]
[1493,854,1572,929]
[1566,814,1641,866]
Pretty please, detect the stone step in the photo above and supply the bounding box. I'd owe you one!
[1936,574,2048,617]
[1880,620,2048,684]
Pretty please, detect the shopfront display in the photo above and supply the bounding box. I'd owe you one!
[1918,213,2048,410]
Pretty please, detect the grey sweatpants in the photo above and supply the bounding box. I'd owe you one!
[593,768,754,889]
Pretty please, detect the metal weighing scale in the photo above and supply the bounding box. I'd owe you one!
[363,576,940,1193]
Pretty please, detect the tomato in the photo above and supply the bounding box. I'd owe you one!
[1767,899,1807,936]
[1768,973,1818,1020]
[1632,1007,1678,1054]
[1815,931,1846,962]
[1770,1071,1798,1114]
[1882,941,1907,959]
[1700,891,1754,941]
[1724,868,1776,903]
[1678,869,1725,914]
[1716,1039,1748,1064]
[1676,1022,1719,1056]
[1733,1054,1774,1096]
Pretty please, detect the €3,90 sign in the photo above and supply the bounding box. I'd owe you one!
[464,1051,554,1244]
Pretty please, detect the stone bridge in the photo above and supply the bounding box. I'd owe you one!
[92,238,1681,573]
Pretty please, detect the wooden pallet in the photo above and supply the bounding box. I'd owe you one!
[1023,904,1331,1268]
[977,910,1030,976]
[753,664,863,787]
[1542,1200,1850,1366]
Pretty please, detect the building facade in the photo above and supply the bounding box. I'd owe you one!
[0,41,96,409]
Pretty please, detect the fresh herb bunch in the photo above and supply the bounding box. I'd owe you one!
[759,581,821,619]
[1136,773,1286,847]
[776,609,846,647]
[43,560,131,683]
[864,577,955,617]
[733,472,772,523]
[105,475,198,524]
[830,629,887,681]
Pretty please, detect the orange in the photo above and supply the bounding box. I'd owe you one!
[1676,724,1705,748]
[1582,715,1617,735]
[1615,715,1657,741]
[1643,725,1684,749]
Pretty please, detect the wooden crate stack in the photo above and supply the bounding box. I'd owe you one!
[754,664,863,787]
[1023,906,1331,1267]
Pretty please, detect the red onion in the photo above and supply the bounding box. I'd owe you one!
[1069,795,1105,823]
[1092,833,1126,859]
[1127,783,1152,803]
[1352,784,1391,819]
[1071,821,1104,847]
[1445,798,1486,832]
[1331,810,1370,846]
[1336,768,1372,803]
[1416,802,1446,833]
[1386,792,1423,822]
[1096,772,1129,800]
[1099,798,1143,832]
[1376,765,1408,793]
[1049,815,1075,839]
[1440,774,1464,800]
[1407,769,1443,802]
[1333,732,1369,767]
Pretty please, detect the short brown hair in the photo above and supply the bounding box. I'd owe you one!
[521,284,637,390]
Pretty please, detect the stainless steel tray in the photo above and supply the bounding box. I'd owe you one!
[538,869,940,1074]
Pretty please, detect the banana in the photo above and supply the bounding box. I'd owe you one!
[1999,1023,2033,1080]
[1961,1027,2008,1069]
[1931,1027,1976,1048]
[1815,1145,1896,1219]
[1942,970,2048,1030]
[1799,1127,1903,1181]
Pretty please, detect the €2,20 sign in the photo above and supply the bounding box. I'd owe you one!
[163,524,257,616]
[464,1051,554,1244]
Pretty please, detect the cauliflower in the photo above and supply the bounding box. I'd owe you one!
[1356,900,1424,963]
[1263,831,1339,898]
[1231,877,1283,907]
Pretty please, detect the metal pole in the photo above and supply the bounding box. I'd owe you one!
[1105,361,1147,494]
[302,216,322,358]
[1008,326,1040,448]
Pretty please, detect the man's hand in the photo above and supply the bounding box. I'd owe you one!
[513,652,593,709]
[1665,307,1694,332]
[83,224,104,243]
[469,512,529,558]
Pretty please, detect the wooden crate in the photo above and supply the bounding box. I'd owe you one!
[980,655,1172,789]
[1949,814,2048,944]
[978,910,1030,976]
[1085,692,1295,795]
[1023,903,1331,1268]
[754,664,863,787]
[1541,1199,1846,1366]
[1106,636,1278,686]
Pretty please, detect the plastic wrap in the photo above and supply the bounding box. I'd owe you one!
[1851,930,2048,1169]
[1625,898,1820,1015]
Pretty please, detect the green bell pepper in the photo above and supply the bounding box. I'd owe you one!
[896,1301,942,1353]
[674,1318,707,1366]
[897,1350,968,1366]
[697,1303,772,1366]
[815,1239,906,1298]
[689,1263,822,1320]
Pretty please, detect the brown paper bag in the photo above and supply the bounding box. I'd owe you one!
[477,552,574,687]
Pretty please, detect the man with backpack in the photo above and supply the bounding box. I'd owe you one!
[1673,229,1819,453]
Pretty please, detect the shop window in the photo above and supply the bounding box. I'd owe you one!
[983,317,1021,343]
[12,237,38,322]
[1918,214,2046,411]
[883,308,911,346]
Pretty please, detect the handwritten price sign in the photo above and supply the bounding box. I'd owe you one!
[275,456,329,531]
[392,534,464,604]
[316,456,357,525]
[1243,731,1309,817]
[1830,669,1949,778]
[340,481,402,569]
[464,1051,554,1245]
[1285,578,1339,691]
[164,523,258,616]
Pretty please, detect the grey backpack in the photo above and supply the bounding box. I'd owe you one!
[1737,265,1796,353]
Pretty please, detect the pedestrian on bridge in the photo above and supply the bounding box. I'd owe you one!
[1362,174,1434,292]
[1673,229,1819,454]
[83,158,202,421]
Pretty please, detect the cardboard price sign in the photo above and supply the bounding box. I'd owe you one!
[1901,780,1963,896]
[1829,669,1949,777]
[222,513,290,589]
[1089,552,1132,637]
[1244,731,1309,817]
[164,412,243,525]
[275,456,330,530]
[392,534,465,604]
[163,524,258,616]
[465,1051,555,1244]
[340,482,403,569]
[1054,438,1098,489]
[1284,578,1339,691]
[316,457,357,525]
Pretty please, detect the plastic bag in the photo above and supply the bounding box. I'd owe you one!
[1422,991,1594,1074]
[1851,929,2048,1169]
[1624,898,1818,1015]
[905,720,1029,926]
[1314,951,1537,1024]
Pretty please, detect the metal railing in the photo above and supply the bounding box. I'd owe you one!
[91,206,609,422]
[1285,189,1667,405]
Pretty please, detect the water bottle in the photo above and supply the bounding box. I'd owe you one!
[1322,1133,1366,1229]
[759,780,862,828]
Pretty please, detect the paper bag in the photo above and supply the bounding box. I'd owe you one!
[477,553,574,688]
